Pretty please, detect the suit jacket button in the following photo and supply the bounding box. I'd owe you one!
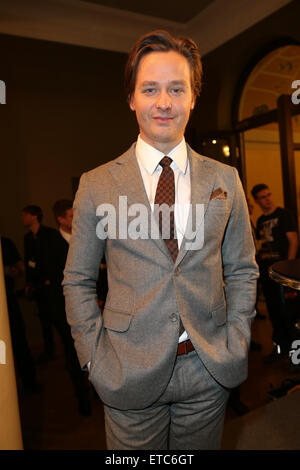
[169,313,177,322]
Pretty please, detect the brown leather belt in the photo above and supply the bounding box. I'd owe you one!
[177,339,195,356]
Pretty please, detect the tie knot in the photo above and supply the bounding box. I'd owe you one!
[159,156,172,169]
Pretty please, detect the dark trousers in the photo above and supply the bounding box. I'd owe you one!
[36,291,55,358]
[36,286,88,402]
[7,294,37,390]
[260,275,290,351]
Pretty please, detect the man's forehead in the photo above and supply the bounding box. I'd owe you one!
[258,189,270,194]
[138,51,190,69]
[62,208,73,217]
[256,189,271,198]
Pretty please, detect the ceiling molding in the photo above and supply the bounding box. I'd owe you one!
[186,0,294,55]
[0,0,294,56]
[80,0,214,24]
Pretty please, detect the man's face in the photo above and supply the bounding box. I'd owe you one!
[130,51,195,154]
[58,208,73,232]
[255,188,273,211]
[21,211,36,228]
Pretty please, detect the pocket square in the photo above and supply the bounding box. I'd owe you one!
[210,187,227,200]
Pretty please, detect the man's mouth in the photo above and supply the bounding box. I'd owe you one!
[153,116,174,123]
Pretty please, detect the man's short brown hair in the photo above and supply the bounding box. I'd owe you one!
[251,184,269,199]
[52,199,73,224]
[124,30,203,103]
[22,205,43,223]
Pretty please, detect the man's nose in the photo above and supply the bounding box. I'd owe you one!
[156,91,171,110]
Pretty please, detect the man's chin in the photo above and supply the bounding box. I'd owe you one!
[151,130,180,144]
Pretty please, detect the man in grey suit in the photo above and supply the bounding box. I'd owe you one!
[63,30,258,450]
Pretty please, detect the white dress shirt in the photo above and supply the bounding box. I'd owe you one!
[135,135,190,342]
[59,228,72,244]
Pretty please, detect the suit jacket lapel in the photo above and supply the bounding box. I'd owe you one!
[175,146,217,267]
[108,144,148,207]
[107,144,172,261]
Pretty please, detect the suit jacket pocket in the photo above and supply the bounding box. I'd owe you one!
[103,308,132,332]
[89,309,132,379]
[211,304,227,326]
[208,199,229,212]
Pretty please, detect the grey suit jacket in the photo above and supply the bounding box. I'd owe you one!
[63,143,259,410]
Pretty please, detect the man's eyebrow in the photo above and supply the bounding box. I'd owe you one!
[140,81,158,87]
[169,80,188,86]
[139,80,188,87]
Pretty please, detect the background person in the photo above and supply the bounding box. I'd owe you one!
[50,199,92,415]
[251,184,298,362]
[22,205,57,363]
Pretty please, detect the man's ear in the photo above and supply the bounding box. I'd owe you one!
[191,95,196,111]
[129,95,135,111]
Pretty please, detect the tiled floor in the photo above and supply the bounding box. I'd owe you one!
[16,297,300,450]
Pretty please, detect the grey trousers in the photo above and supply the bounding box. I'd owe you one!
[104,350,230,450]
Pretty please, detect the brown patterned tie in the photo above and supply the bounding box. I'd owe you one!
[154,157,184,335]
[154,157,178,262]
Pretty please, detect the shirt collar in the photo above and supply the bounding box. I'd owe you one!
[135,135,188,175]
[59,228,72,244]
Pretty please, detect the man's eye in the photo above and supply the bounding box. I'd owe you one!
[171,88,183,95]
[143,88,156,94]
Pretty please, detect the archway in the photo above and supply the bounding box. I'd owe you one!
[238,44,300,225]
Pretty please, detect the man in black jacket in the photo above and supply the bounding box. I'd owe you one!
[22,205,58,363]
[22,204,91,415]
